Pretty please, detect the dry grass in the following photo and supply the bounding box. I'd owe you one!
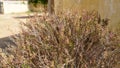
[29,3,47,12]
[0,11,120,68]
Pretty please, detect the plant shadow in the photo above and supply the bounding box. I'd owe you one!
[14,15,42,19]
[0,35,17,49]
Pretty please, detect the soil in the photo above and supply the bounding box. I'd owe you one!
[0,13,26,48]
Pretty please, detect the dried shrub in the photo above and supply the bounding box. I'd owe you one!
[0,11,120,68]
[29,3,47,12]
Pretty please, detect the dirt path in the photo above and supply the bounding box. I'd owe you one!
[0,13,26,48]
[0,14,20,38]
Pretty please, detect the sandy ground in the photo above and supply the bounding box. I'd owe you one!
[0,14,20,38]
[0,13,26,48]
[0,12,44,48]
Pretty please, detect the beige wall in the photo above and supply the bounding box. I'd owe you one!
[54,0,120,28]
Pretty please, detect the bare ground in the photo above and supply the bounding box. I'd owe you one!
[0,13,26,48]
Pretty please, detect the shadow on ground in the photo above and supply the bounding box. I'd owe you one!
[14,15,42,19]
[0,35,16,49]
[14,15,34,19]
